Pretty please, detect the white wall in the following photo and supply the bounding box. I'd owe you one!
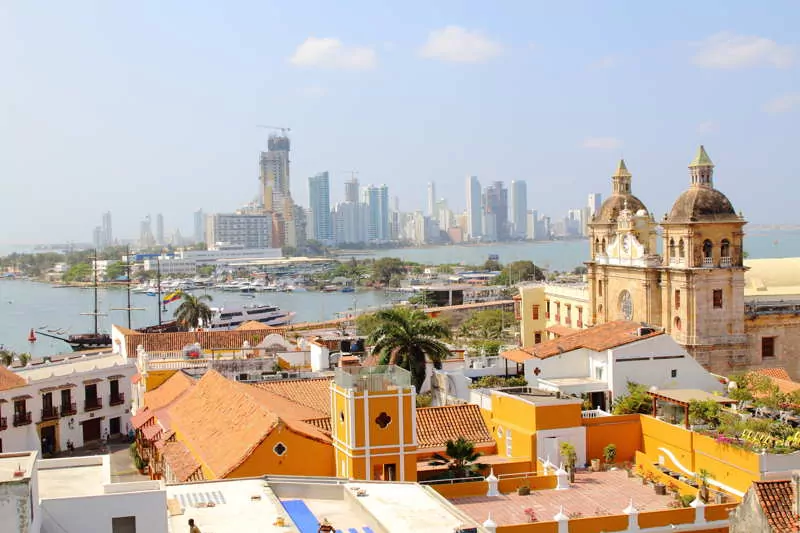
[611,335,723,397]
[41,489,167,533]
[536,427,587,468]
[523,348,594,385]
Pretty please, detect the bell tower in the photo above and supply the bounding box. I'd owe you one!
[660,146,747,372]
[331,365,417,482]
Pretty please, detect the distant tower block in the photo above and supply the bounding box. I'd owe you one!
[332,365,417,482]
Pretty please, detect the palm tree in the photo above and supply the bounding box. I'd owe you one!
[428,437,487,478]
[367,308,451,392]
[174,292,213,330]
[0,349,14,367]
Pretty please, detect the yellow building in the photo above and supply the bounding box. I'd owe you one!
[332,365,417,482]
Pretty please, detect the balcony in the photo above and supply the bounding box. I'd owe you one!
[110,392,125,407]
[702,257,714,268]
[13,412,32,427]
[720,256,732,267]
[669,257,684,266]
[84,397,103,412]
[0,417,6,431]
[60,403,77,417]
[41,406,59,421]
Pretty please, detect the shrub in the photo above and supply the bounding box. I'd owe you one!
[612,382,652,415]
[603,443,617,465]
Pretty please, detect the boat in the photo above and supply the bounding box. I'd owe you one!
[321,285,338,292]
[341,286,355,293]
[205,303,295,330]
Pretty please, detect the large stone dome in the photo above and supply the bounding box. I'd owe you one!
[667,187,738,223]
[595,194,648,224]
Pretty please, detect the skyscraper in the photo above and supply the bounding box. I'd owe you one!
[193,209,205,244]
[101,211,112,249]
[308,172,333,242]
[427,182,436,218]
[363,185,390,242]
[587,193,602,216]
[156,213,165,245]
[92,226,102,250]
[509,180,527,239]
[484,181,509,241]
[259,134,299,247]
[344,176,360,203]
[139,215,155,248]
[466,176,482,240]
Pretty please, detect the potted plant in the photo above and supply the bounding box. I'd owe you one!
[697,469,713,503]
[654,481,667,495]
[523,508,538,522]
[517,482,531,496]
[590,458,601,472]
[603,444,617,470]
[560,442,578,483]
[623,461,634,478]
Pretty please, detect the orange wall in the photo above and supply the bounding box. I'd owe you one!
[498,522,559,533]
[637,508,695,528]
[568,515,629,533]
[535,403,582,430]
[430,480,487,498]
[584,414,642,463]
[229,425,335,478]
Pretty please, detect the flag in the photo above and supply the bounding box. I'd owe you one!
[162,290,182,304]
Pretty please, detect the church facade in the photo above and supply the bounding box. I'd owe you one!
[586,147,748,373]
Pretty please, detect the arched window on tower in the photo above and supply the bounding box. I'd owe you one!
[669,239,676,263]
[601,238,607,253]
[678,239,685,260]
[703,239,713,267]
[594,239,600,254]
[721,239,731,267]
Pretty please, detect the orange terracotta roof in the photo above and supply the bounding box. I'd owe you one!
[143,371,195,411]
[501,321,662,362]
[753,479,800,532]
[120,329,286,357]
[237,320,272,331]
[131,408,155,429]
[166,371,330,479]
[303,417,332,435]
[416,404,494,449]
[546,325,580,337]
[162,440,203,482]
[756,368,793,381]
[141,424,163,441]
[253,378,332,416]
[0,366,26,391]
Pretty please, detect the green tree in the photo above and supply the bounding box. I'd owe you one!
[0,349,15,367]
[197,265,215,277]
[462,309,515,340]
[371,257,405,286]
[104,261,127,280]
[428,437,488,478]
[367,308,451,392]
[612,381,653,415]
[484,258,502,271]
[62,262,92,282]
[495,260,545,285]
[355,312,382,337]
[174,292,214,329]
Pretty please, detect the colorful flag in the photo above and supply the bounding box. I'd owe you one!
[162,290,182,304]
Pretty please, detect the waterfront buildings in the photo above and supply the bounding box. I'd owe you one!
[308,171,332,243]
[155,213,164,245]
[483,181,508,241]
[344,175,359,203]
[101,211,113,248]
[139,215,155,248]
[427,181,436,218]
[205,212,272,250]
[509,180,527,239]
[466,175,483,240]
[0,352,135,455]
[363,184,389,243]
[332,200,369,245]
[192,208,205,244]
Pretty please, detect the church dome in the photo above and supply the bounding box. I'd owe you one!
[595,194,648,224]
[593,159,649,224]
[666,146,739,223]
[667,187,737,223]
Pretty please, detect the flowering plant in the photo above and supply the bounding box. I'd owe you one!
[523,508,538,522]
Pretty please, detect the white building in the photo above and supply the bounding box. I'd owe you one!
[178,247,281,264]
[142,256,197,275]
[308,171,332,243]
[510,180,527,238]
[0,353,135,455]
[205,213,272,250]
[502,320,723,410]
[332,201,369,245]
[466,175,482,240]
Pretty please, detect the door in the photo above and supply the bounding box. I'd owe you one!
[109,416,121,436]
[110,380,119,401]
[85,383,98,407]
[61,389,72,415]
[41,425,57,455]
[82,418,102,443]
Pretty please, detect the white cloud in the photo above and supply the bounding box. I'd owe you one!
[764,92,800,114]
[289,37,377,70]
[419,26,502,63]
[583,137,623,150]
[589,56,618,70]
[692,32,793,69]
[697,120,719,134]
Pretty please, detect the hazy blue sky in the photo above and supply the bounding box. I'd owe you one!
[1,1,798,244]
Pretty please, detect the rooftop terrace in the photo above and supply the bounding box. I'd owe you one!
[451,470,675,526]
[334,365,411,392]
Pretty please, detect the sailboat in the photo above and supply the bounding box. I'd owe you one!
[37,253,112,351]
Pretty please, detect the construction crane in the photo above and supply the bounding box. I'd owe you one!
[257,125,291,136]
[339,169,359,180]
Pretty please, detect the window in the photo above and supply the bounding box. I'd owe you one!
[555,302,561,321]
[598,280,603,297]
[532,305,540,320]
[762,337,776,359]
[721,239,731,258]
[545,300,551,319]
[669,238,675,257]
[577,307,583,328]
[703,239,713,259]
[375,412,392,429]
[112,516,136,533]
[273,442,287,456]
[678,239,685,258]
[674,317,682,331]
[534,332,542,344]
[564,305,571,325]
[713,289,723,309]
[671,369,678,378]
[674,290,681,310]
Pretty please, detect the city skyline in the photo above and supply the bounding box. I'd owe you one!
[2,3,798,243]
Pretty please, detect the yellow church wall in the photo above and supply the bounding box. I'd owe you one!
[519,286,546,346]
[228,425,336,478]
[145,369,178,392]
[745,313,800,379]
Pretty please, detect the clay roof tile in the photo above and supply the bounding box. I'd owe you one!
[753,479,800,532]
[416,404,493,449]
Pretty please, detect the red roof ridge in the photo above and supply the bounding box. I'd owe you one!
[0,365,27,392]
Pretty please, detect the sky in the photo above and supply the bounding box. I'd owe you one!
[1,1,798,244]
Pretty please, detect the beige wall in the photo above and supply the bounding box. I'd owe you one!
[518,286,546,346]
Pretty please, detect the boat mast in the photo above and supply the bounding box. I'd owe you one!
[93,250,99,335]
[126,246,132,328]
[156,256,162,326]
